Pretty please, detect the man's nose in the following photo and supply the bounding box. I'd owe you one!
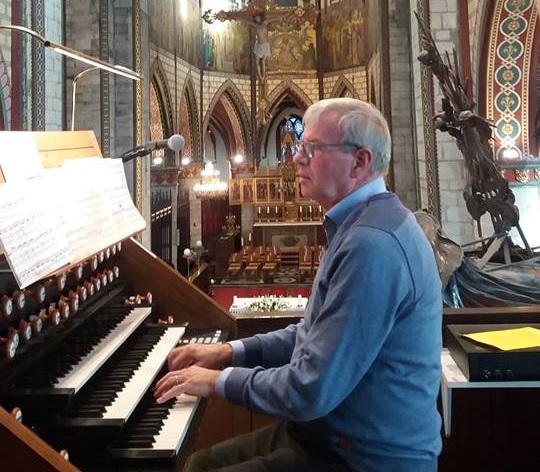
[293,149,308,165]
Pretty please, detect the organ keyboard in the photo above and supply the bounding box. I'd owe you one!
[55,306,153,393]
[0,238,235,471]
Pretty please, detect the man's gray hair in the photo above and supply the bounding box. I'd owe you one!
[303,98,392,173]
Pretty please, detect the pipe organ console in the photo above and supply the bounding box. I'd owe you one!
[0,238,235,471]
[0,131,236,471]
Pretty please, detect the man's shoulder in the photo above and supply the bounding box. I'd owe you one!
[348,193,409,228]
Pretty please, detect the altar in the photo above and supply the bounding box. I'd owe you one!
[252,222,325,247]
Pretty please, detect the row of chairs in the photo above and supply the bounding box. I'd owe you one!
[228,246,281,280]
[226,245,324,281]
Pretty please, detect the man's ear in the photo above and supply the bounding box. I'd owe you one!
[352,147,372,171]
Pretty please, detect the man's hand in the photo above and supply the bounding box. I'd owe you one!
[167,342,233,371]
[153,366,221,404]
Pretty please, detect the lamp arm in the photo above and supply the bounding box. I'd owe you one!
[0,24,142,81]
[70,66,101,131]
[0,24,47,42]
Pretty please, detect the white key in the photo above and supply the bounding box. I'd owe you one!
[152,394,199,452]
[55,307,151,392]
[102,327,185,420]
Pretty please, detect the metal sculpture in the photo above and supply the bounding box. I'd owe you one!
[415,13,533,267]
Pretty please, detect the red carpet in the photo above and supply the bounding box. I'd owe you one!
[212,285,311,311]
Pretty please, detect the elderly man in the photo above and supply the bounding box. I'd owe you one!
[154,98,442,472]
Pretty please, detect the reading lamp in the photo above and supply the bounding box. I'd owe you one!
[0,24,142,81]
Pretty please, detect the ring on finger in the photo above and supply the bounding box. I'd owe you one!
[175,374,179,385]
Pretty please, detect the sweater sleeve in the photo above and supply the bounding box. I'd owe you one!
[239,322,300,368]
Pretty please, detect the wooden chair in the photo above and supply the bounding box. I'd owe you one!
[261,252,277,282]
[298,245,313,280]
[227,253,244,278]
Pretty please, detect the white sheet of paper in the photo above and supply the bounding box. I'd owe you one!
[0,178,71,287]
[0,132,44,181]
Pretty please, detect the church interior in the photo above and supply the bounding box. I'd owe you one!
[0,0,540,471]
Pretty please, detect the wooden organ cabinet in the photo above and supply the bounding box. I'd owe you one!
[0,132,236,472]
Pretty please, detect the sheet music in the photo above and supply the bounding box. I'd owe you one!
[0,132,44,181]
[0,157,146,288]
[0,178,71,288]
[53,158,146,262]
[91,159,146,242]
[50,158,120,261]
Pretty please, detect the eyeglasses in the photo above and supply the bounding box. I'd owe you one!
[295,141,360,159]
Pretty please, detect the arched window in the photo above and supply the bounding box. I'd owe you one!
[277,115,303,165]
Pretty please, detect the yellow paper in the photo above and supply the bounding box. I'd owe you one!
[463,327,540,351]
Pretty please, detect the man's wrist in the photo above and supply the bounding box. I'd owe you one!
[218,343,234,368]
[227,340,246,366]
[215,367,233,397]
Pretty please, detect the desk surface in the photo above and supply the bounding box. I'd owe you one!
[441,348,540,388]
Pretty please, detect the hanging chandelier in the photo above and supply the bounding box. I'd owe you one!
[193,162,228,199]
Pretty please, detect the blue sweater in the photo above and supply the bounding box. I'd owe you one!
[221,180,442,470]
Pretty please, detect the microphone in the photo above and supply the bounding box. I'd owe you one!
[116,134,185,162]
[145,135,185,152]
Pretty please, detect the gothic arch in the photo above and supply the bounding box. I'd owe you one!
[330,76,359,99]
[266,80,313,113]
[257,81,313,162]
[203,79,252,161]
[179,73,201,162]
[149,57,174,138]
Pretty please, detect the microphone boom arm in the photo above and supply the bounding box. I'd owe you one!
[113,134,185,163]
[117,146,154,162]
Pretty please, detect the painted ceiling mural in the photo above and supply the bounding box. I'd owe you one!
[321,0,365,72]
[201,0,317,75]
[202,0,251,75]
[149,0,201,67]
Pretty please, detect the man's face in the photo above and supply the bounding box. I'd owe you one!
[293,112,358,210]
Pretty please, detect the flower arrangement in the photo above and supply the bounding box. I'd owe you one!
[249,295,290,312]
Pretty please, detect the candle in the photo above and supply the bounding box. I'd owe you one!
[241,237,244,246]
[248,232,252,242]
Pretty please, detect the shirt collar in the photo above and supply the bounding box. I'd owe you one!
[325,177,387,227]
